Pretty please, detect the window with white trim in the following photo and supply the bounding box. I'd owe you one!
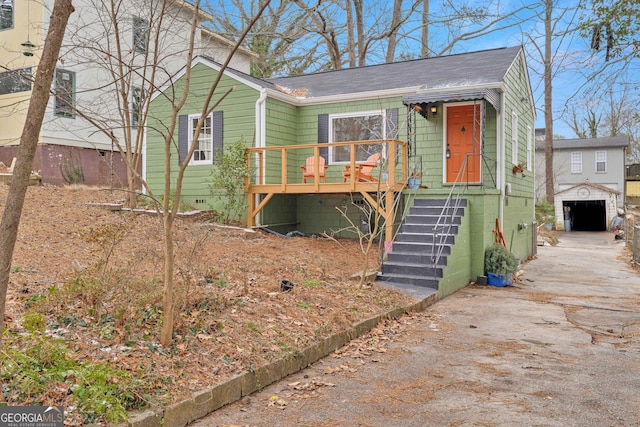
[511,111,519,164]
[571,151,582,174]
[526,125,532,171]
[328,111,384,164]
[189,113,213,164]
[0,0,13,30]
[595,150,606,172]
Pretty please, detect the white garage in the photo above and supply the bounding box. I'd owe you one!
[554,181,620,231]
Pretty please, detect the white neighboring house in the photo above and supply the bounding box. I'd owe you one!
[535,132,629,231]
[0,0,256,186]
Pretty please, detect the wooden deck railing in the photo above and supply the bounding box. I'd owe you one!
[245,139,408,195]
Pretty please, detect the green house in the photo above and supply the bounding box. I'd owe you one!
[145,45,536,298]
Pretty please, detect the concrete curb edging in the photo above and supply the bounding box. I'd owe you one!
[120,292,438,427]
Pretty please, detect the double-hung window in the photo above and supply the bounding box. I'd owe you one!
[54,69,75,118]
[189,114,213,164]
[0,0,13,30]
[595,151,606,172]
[511,111,519,164]
[571,152,582,174]
[329,111,385,164]
[526,125,533,171]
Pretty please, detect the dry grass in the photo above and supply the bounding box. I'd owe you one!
[0,184,416,419]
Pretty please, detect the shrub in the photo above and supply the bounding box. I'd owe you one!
[209,136,251,224]
[484,244,519,275]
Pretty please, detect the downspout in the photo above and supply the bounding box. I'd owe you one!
[254,88,267,226]
[498,91,506,230]
[141,124,147,194]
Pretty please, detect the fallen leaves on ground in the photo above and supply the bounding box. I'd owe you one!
[0,184,417,417]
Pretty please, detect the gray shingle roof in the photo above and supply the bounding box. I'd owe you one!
[266,46,522,97]
[535,135,630,151]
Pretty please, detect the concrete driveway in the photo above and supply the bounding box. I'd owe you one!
[192,231,640,426]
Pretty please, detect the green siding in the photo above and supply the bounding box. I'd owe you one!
[437,198,472,297]
[145,51,536,293]
[146,62,260,209]
[295,99,409,184]
[500,52,536,262]
[259,194,298,234]
[296,194,367,238]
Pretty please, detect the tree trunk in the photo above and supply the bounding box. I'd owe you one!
[421,0,429,58]
[160,212,175,346]
[346,0,355,68]
[544,0,554,205]
[0,0,75,348]
[354,0,365,66]
[385,0,403,63]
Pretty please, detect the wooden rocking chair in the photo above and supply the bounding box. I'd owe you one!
[343,152,381,182]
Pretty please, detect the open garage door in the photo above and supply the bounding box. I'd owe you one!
[563,200,607,231]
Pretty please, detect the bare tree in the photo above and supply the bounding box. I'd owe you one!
[57,0,221,208]
[543,0,555,204]
[426,0,538,57]
[208,0,541,76]
[526,0,585,204]
[207,0,315,77]
[47,0,270,346]
[152,1,271,346]
[563,80,640,163]
[420,0,429,57]
[566,106,601,139]
[0,0,75,348]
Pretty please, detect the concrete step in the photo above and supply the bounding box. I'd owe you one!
[395,233,456,244]
[382,261,443,278]
[390,241,452,255]
[376,273,440,290]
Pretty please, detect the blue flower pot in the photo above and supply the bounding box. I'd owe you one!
[408,177,421,190]
[487,272,512,287]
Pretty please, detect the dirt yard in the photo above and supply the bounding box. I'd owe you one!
[0,183,416,421]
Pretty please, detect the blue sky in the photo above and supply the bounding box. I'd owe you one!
[208,0,630,139]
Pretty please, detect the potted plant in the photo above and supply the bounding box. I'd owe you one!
[408,156,423,189]
[484,244,519,287]
[408,171,422,189]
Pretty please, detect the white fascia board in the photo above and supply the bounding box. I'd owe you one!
[263,82,508,109]
[263,86,426,106]
[415,82,506,93]
[505,48,536,120]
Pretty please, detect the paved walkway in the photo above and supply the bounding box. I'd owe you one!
[193,231,640,426]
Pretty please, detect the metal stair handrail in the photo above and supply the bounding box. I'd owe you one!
[377,177,411,264]
[431,154,477,271]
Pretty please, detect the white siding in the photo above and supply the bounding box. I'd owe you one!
[32,0,254,151]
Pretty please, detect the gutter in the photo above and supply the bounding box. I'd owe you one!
[264,82,506,107]
[498,90,506,230]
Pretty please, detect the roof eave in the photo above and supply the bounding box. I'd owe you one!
[266,82,507,106]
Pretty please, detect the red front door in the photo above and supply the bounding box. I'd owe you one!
[446,104,481,183]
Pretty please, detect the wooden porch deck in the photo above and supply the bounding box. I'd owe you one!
[245,140,408,241]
